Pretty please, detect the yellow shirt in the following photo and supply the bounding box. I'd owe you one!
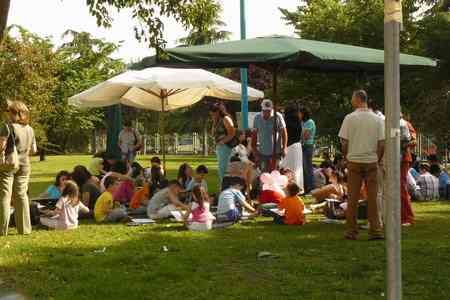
[94,191,113,222]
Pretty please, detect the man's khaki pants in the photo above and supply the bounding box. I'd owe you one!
[346,162,383,238]
[0,165,32,236]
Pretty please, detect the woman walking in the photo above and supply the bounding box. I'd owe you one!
[299,106,316,194]
[209,102,236,184]
[0,100,37,236]
[280,104,304,190]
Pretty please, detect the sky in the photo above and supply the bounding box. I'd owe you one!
[7,0,300,62]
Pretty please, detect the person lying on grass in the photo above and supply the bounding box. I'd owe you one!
[182,185,215,232]
[94,176,129,223]
[147,180,189,220]
[216,177,256,224]
[310,171,347,212]
[40,180,89,230]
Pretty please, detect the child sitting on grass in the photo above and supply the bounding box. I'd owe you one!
[145,156,166,193]
[107,160,135,205]
[147,180,189,220]
[129,182,151,215]
[40,170,70,200]
[40,181,89,230]
[216,177,256,224]
[94,176,129,223]
[186,165,209,202]
[177,163,193,191]
[187,165,209,193]
[271,182,305,225]
[183,185,215,231]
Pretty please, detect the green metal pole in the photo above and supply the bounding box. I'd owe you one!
[106,104,123,159]
[240,0,249,129]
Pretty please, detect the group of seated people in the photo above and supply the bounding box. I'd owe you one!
[36,145,448,233]
[407,155,449,201]
[305,153,449,222]
[36,138,308,232]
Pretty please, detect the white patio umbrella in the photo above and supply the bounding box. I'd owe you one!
[69,67,264,167]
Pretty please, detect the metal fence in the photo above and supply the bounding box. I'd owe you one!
[91,130,446,163]
[140,133,215,155]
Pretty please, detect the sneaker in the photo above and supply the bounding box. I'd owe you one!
[402,223,412,227]
[368,235,385,241]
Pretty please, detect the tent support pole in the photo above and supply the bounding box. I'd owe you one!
[384,1,402,299]
[240,0,249,129]
[271,68,278,171]
[160,90,167,172]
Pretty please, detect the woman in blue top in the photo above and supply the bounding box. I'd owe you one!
[299,106,316,193]
[42,171,70,199]
[209,102,236,184]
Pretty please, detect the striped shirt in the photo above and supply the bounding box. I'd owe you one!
[416,173,439,201]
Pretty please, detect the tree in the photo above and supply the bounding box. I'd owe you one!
[278,0,437,139]
[86,0,204,52]
[0,25,59,145]
[411,6,450,148]
[178,0,231,46]
[48,30,126,152]
[0,0,10,42]
[229,65,272,92]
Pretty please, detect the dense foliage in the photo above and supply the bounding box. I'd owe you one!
[1,0,448,153]
[279,0,449,144]
[0,27,125,153]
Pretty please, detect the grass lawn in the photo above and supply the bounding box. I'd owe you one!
[1,155,450,299]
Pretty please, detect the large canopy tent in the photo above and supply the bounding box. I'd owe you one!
[69,67,264,168]
[142,35,436,72]
[142,35,437,299]
[141,35,437,168]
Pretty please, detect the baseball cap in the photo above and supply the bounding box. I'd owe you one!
[261,99,273,111]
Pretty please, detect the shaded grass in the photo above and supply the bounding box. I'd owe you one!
[0,155,449,299]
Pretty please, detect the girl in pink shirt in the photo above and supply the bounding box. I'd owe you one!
[183,186,215,231]
[40,181,89,230]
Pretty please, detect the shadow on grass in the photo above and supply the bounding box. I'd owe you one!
[3,204,450,300]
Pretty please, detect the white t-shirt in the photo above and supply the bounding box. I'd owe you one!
[118,128,141,153]
[339,108,385,164]
[56,197,89,230]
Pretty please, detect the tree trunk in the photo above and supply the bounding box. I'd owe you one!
[203,123,209,157]
[0,0,11,42]
[39,148,46,162]
[91,129,97,154]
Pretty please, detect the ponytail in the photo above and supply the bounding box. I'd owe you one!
[192,185,207,209]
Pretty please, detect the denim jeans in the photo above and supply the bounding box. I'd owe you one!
[216,144,232,183]
[302,144,314,193]
[122,151,136,163]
